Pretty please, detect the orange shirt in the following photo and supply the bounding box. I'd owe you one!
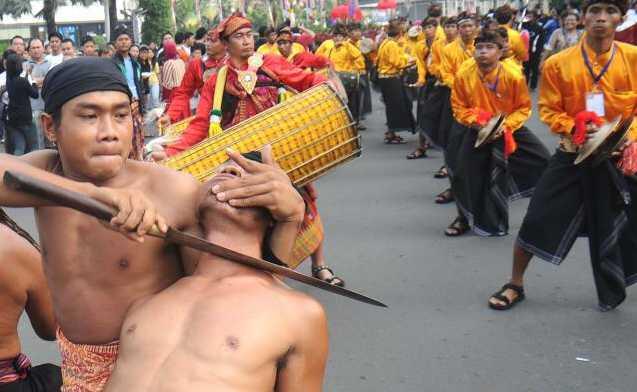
[451,59,531,132]
[440,39,475,87]
[428,38,452,79]
[539,40,637,140]
[415,40,434,83]
[500,25,528,63]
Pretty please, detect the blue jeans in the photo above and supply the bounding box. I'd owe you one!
[6,122,38,155]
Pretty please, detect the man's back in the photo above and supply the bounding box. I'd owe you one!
[106,270,328,392]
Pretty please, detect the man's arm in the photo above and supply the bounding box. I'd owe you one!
[538,58,575,135]
[275,298,328,392]
[503,74,532,133]
[450,72,478,127]
[265,55,326,92]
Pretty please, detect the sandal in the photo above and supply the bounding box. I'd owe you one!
[434,166,448,179]
[384,135,407,144]
[488,283,525,311]
[312,266,345,287]
[406,148,428,159]
[435,188,454,204]
[444,216,469,237]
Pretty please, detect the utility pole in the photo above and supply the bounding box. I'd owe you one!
[104,0,111,40]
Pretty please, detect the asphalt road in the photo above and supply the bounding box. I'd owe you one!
[5,91,637,391]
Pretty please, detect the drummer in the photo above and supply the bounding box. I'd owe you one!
[275,26,329,71]
[488,0,637,311]
[160,13,346,287]
[348,23,373,128]
[320,23,365,128]
[444,30,549,237]
[159,26,228,127]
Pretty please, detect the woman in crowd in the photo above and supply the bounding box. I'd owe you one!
[4,53,38,155]
[159,41,186,105]
[540,10,583,65]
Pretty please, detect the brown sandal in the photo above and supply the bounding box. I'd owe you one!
[312,266,345,287]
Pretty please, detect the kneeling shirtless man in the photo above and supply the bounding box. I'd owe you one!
[105,154,329,392]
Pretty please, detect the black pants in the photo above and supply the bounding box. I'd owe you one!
[523,54,541,90]
[0,364,62,392]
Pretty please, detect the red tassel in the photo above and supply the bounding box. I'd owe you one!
[504,127,517,159]
[472,108,493,127]
[573,111,603,146]
[618,142,637,176]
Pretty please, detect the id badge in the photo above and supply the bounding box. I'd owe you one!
[586,92,605,117]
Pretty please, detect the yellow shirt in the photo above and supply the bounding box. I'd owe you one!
[257,42,278,55]
[501,25,528,64]
[539,40,637,140]
[502,56,523,74]
[325,41,365,73]
[376,38,410,75]
[403,37,420,57]
[435,25,446,41]
[451,59,531,132]
[315,39,334,57]
[428,38,451,79]
[440,39,475,87]
[415,40,434,84]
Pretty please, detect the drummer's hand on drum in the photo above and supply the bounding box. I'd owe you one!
[213,146,305,223]
[158,114,171,129]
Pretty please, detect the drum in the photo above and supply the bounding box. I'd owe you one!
[159,115,195,137]
[475,114,505,148]
[162,82,362,187]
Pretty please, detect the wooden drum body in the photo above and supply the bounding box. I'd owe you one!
[162,82,361,187]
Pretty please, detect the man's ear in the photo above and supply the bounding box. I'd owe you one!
[40,112,57,144]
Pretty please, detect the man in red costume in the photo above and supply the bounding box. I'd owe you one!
[158,13,345,286]
[159,28,228,126]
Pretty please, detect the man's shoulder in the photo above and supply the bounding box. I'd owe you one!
[616,40,637,58]
[131,160,200,193]
[545,44,578,69]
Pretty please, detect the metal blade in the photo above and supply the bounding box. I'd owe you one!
[163,229,388,308]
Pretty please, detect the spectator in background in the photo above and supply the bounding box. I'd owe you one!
[98,46,114,58]
[5,53,38,155]
[26,38,50,149]
[522,10,545,91]
[44,43,51,55]
[81,36,98,56]
[0,50,14,146]
[195,27,208,44]
[129,44,140,62]
[61,38,76,61]
[185,31,195,52]
[46,32,64,68]
[148,41,158,52]
[540,10,583,66]
[257,27,278,54]
[157,32,174,64]
[9,36,26,59]
[175,31,191,61]
[190,42,206,59]
[160,41,186,105]
[140,46,161,109]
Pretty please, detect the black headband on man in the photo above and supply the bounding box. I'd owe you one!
[41,57,132,115]
[583,0,629,14]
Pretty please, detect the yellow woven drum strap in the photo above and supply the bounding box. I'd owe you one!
[208,65,228,137]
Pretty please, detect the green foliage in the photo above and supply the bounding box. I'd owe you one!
[0,41,9,53]
[0,0,32,20]
[139,0,173,44]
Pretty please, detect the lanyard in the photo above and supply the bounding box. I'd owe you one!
[460,41,473,59]
[480,64,502,97]
[581,43,616,86]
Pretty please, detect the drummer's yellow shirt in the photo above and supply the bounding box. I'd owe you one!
[428,38,450,79]
[451,58,531,132]
[539,39,637,140]
[376,38,410,75]
[500,25,528,64]
[403,37,420,57]
[315,39,334,57]
[440,38,474,87]
[325,41,365,73]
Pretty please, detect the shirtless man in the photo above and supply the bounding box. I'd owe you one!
[105,154,328,391]
[0,210,61,391]
[0,57,304,391]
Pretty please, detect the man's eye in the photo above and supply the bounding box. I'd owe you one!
[81,114,97,119]
[115,112,130,119]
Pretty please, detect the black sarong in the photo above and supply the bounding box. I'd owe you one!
[379,76,415,133]
[0,355,61,392]
[517,150,637,310]
[359,74,372,117]
[416,76,436,141]
[418,83,452,148]
[453,126,550,236]
[443,120,467,179]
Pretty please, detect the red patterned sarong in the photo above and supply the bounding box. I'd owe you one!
[0,353,31,384]
[289,185,324,269]
[56,328,119,392]
[130,101,144,161]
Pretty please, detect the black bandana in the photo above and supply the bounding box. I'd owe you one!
[41,57,132,114]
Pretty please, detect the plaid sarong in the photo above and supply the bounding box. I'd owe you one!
[289,186,324,269]
[57,328,119,392]
[0,354,31,385]
[130,101,144,161]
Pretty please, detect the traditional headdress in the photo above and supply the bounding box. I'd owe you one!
[583,0,629,14]
[217,12,253,39]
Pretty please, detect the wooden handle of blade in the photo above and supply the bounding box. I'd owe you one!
[3,171,116,221]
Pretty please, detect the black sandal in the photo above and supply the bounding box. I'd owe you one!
[312,266,345,287]
[384,135,407,144]
[444,216,469,237]
[488,283,525,311]
[406,148,428,159]
[435,188,454,204]
[434,166,448,179]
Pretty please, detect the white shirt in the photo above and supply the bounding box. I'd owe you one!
[0,72,8,105]
[46,53,64,68]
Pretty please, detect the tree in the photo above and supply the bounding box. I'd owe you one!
[0,0,102,35]
[139,0,172,44]
[0,0,32,20]
[108,0,118,40]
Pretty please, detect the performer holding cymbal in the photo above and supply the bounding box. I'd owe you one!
[488,0,637,311]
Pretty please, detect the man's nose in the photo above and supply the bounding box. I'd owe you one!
[97,115,121,141]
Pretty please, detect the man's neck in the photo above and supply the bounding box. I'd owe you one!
[31,56,44,64]
[478,61,498,75]
[585,33,614,55]
[461,37,473,46]
[230,56,249,68]
[194,229,265,280]
[120,52,130,59]
[208,51,226,60]
[51,50,61,56]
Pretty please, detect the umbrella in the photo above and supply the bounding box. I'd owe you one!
[331,4,363,21]
[377,0,397,10]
